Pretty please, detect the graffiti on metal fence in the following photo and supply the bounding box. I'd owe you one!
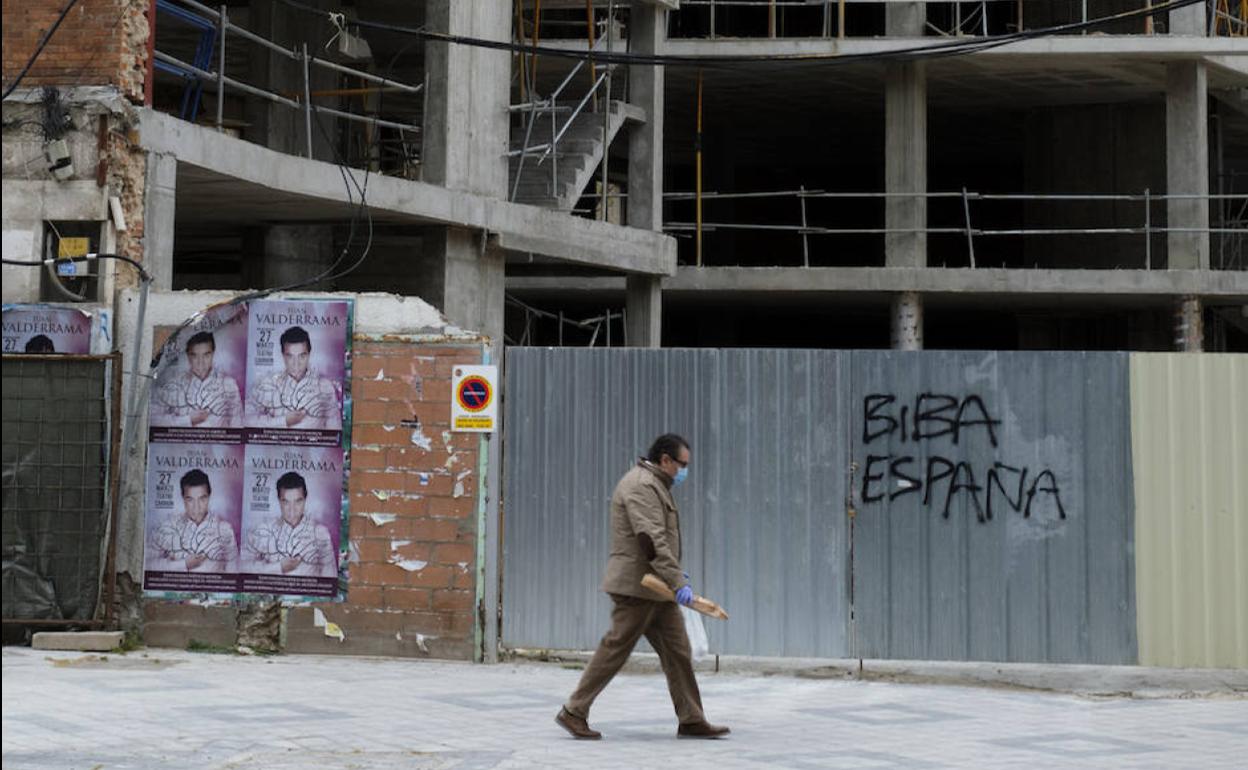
[860,393,1068,523]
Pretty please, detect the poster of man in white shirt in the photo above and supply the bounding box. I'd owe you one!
[240,447,342,596]
[150,330,244,433]
[143,446,244,593]
[244,301,347,443]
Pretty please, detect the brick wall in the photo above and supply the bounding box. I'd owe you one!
[1,0,149,103]
[141,338,489,660]
[285,340,485,659]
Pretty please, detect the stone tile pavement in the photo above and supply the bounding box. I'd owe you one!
[2,647,1245,769]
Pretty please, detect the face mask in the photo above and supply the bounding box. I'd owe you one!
[673,466,689,486]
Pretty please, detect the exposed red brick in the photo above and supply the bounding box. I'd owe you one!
[407,472,453,497]
[383,587,431,611]
[433,543,476,565]
[409,519,462,542]
[345,585,384,608]
[384,494,427,517]
[452,569,476,590]
[351,562,401,586]
[352,400,390,423]
[353,538,392,564]
[350,447,387,471]
[356,379,417,401]
[408,565,453,589]
[432,589,475,611]
[428,496,475,519]
[447,611,477,635]
[421,379,453,403]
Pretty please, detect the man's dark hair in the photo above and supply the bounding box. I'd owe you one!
[180,469,211,495]
[24,335,54,353]
[279,326,312,353]
[275,471,307,497]
[646,433,690,464]
[185,331,215,352]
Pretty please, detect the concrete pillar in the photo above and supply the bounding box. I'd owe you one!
[885,62,927,268]
[627,1,664,232]
[142,151,176,290]
[427,226,505,351]
[625,275,662,347]
[1166,61,1210,270]
[423,0,510,198]
[1170,2,1208,35]
[424,224,505,668]
[624,2,665,348]
[890,291,924,350]
[262,225,334,288]
[886,2,926,36]
[1174,295,1204,351]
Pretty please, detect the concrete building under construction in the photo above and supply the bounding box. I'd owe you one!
[3,0,1247,352]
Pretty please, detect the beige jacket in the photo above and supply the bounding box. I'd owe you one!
[601,460,685,599]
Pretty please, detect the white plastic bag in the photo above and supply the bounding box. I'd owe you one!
[681,605,709,661]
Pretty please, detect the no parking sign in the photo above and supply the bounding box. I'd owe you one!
[451,365,498,432]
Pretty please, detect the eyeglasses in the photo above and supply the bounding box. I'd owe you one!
[667,455,688,468]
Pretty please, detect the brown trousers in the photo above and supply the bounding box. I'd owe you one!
[565,593,705,725]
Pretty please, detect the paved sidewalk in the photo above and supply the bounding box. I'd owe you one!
[3,646,1245,769]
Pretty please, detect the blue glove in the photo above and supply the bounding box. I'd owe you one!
[675,585,694,606]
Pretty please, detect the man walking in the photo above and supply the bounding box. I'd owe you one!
[556,434,730,740]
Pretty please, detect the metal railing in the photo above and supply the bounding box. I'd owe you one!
[508,31,617,205]
[154,0,423,164]
[506,293,626,347]
[663,189,1248,269]
[670,1,1232,39]
[1214,0,1248,34]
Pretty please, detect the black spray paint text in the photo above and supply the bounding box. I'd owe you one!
[861,393,1067,523]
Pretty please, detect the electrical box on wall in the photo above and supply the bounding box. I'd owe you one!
[40,221,101,303]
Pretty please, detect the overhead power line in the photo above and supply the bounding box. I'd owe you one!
[275,0,1211,70]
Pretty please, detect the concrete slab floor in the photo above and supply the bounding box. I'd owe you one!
[3,647,1245,769]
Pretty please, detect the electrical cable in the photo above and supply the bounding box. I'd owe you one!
[3,252,152,282]
[274,0,1210,70]
[320,34,425,283]
[228,52,377,302]
[2,0,84,100]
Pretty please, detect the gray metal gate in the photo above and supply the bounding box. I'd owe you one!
[502,348,1136,664]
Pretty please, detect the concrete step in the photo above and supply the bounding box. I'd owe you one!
[32,631,125,652]
[510,180,573,199]
[509,154,590,173]
[512,195,564,208]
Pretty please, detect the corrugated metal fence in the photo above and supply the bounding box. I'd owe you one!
[1131,354,1248,669]
[503,349,850,657]
[503,348,1240,666]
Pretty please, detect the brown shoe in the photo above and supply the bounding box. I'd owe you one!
[556,707,602,740]
[677,721,731,739]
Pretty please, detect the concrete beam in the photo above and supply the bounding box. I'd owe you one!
[506,267,1248,299]
[663,37,1248,59]
[137,109,675,276]
[1166,61,1210,270]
